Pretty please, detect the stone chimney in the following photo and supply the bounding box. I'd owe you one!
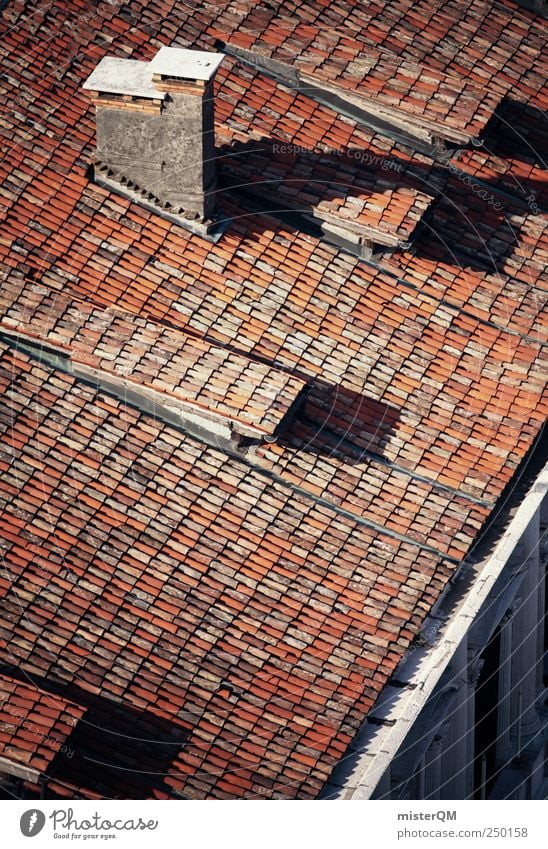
[83,46,225,237]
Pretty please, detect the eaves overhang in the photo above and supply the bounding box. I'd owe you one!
[321,433,548,799]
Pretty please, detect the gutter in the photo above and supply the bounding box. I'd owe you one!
[321,441,548,799]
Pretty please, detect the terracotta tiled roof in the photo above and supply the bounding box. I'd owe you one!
[0,0,546,801]
[0,343,446,798]
[260,0,546,105]
[383,193,548,337]
[0,674,84,781]
[217,134,434,247]
[452,95,548,210]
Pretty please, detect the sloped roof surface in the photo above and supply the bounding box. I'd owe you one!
[217,135,434,245]
[218,22,502,142]
[0,0,546,799]
[0,342,445,798]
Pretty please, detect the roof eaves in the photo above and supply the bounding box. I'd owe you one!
[322,436,548,799]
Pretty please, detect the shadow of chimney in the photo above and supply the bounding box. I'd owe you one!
[0,665,188,800]
[215,134,519,272]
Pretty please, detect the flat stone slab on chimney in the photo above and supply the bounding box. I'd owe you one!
[83,57,165,100]
[149,46,224,81]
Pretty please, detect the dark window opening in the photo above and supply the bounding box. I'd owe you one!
[473,626,501,798]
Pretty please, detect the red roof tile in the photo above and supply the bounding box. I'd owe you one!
[0,343,449,798]
[260,0,546,108]
[0,282,307,442]
[217,134,434,247]
[217,23,502,144]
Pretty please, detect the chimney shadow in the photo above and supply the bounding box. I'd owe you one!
[215,135,520,273]
[0,665,188,800]
[217,134,434,196]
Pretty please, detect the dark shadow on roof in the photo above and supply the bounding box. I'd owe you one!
[216,135,437,250]
[479,98,548,209]
[215,136,524,272]
[0,665,187,800]
[484,98,548,172]
[272,380,401,462]
[408,193,543,277]
[217,135,432,195]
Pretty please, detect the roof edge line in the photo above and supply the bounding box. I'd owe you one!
[219,42,464,154]
[320,448,548,799]
[0,328,306,445]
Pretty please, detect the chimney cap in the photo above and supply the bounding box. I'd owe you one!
[149,46,224,81]
[82,57,166,100]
